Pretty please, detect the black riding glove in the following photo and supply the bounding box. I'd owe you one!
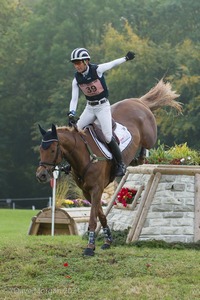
[125,51,135,61]
[67,110,76,127]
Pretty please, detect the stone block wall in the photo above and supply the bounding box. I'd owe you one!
[107,171,196,243]
[61,166,200,243]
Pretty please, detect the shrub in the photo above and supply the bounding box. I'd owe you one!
[145,141,200,165]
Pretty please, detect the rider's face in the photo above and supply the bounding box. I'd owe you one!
[72,60,88,73]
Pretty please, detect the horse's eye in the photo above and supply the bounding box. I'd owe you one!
[51,149,55,154]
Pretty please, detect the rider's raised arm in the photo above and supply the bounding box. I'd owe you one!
[97,51,135,76]
[97,57,126,75]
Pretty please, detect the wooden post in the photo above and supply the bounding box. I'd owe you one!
[194,173,200,242]
[129,185,144,210]
[131,172,161,241]
[127,165,200,176]
[126,174,155,243]
[126,172,161,243]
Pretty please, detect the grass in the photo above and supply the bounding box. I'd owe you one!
[0,209,200,300]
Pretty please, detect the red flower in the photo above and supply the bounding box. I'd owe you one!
[116,187,137,207]
[63,262,69,267]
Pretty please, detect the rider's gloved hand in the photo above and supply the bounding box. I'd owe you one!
[67,110,76,127]
[125,51,135,61]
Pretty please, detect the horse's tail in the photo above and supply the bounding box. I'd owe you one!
[139,78,183,113]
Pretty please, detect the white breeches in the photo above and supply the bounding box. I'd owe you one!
[77,100,112,143]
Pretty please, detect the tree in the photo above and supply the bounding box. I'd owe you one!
[124,0,200,45]
[157,39,200,150]
[0,0,199,200]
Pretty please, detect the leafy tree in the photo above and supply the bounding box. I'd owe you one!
[0,0,35,198]
[97,23,178,102]
[157,39,200,150]
[0,0,199,200]
[124,0,200,45]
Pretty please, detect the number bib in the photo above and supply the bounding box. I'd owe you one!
[79,79,104,97]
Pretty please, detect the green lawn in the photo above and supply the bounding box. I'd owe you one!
[0,209,200,300]
[0,209,40,241]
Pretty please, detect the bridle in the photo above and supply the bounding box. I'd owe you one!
[39,141,62,170]
[38,126,105,179]
[39,132,77,171]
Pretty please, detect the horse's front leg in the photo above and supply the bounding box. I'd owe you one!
[83,196,100,257]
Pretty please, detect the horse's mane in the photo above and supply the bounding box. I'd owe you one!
[139,78,182,113]
[56,125,72,131]
[56,125,86,135]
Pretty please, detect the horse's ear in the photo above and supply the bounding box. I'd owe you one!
[38,124,46,137]
[51,124,58,139]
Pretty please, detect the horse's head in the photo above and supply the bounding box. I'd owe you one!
[36,124,62,183]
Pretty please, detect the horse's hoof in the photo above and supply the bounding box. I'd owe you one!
[101,243,111,250]
[83,247,95,256]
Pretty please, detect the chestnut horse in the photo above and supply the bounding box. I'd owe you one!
[36,79,182,256]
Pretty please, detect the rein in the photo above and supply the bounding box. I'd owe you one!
[71,132,107,182]
[80,134,107,163]
[39,131,77,170]
[39,126,107,181]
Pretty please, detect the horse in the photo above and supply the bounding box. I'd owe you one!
[36,79,182,256]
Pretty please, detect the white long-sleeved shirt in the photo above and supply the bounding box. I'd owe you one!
[69,57,126,112]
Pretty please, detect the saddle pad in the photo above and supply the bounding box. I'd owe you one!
[88,122,132,159]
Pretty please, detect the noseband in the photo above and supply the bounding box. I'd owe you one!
[39,142,61,169]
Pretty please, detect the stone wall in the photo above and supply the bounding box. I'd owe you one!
[106,165,200,243]
[62,165,200,243]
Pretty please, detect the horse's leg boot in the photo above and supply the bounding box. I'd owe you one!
[107,138,126,177]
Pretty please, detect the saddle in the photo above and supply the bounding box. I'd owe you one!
[85,119,120,145]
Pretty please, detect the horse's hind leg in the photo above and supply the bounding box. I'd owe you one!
[137,147,146,165]
[98,207,112,250]
[129,147,146,166]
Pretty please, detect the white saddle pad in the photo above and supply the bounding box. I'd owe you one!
[88,122,132,159]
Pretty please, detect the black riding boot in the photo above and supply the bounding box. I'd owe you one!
[107,137,126,177]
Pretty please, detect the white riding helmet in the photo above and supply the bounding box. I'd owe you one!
[70,48,90,61]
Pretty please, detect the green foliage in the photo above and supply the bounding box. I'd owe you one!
[65,174,84,200]
[132,239,200,251]
[96,229,130,246]
[0,0,199,198]
[147,141,200,165]
[123,0,200,45]
[100,22,163,101]
[157,39,200,149]
[97,229,200,250]
[55,172,84,207]
[168,143,200,165]
[146,140,173,164]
